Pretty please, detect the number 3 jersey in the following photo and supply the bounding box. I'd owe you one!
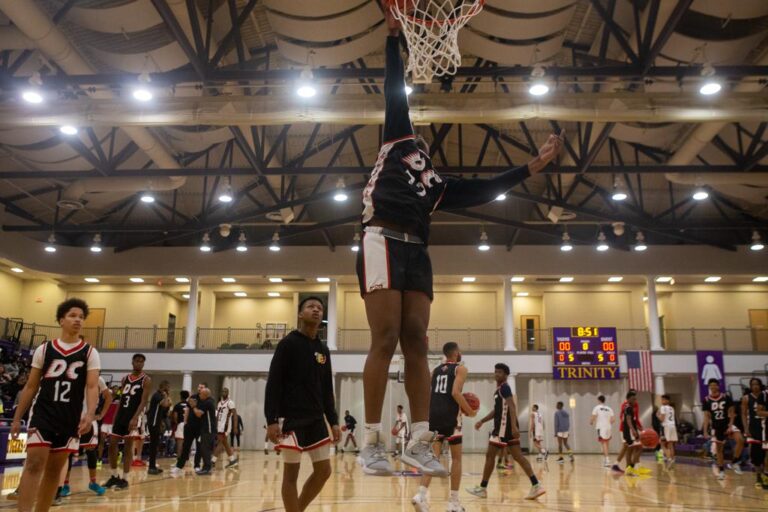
[30,339,100,436]
[114,372,148,426]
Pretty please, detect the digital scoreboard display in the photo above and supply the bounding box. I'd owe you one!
[552,327,620,380]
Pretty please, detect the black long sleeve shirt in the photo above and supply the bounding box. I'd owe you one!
[362,36,532,242]
[264,330,338,428]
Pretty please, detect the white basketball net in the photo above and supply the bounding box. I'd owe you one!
[388,0,485,83]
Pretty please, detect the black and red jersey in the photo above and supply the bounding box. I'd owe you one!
[114,372,148,424]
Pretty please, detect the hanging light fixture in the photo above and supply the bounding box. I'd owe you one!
[59,125,78,136]
[296,66,317,98]
[750,231,765,251]
[140,190,155,203]
[634,231,648,252]
[44,233,57,253]
[269,232,281,252]
[333,178,348,202]
[351,232,361,252]
[218,181,233,203]
[611,176,628,201]
[90,234,103,253]
[133,71,154,102]
[478,231,490,252]
[596,231,609,252]
[528,65,549,96]
[236,232,248,252]
[21,72,44,104]
[560,231,573,252]
[495,193,507,201]
[692,187,709,201]
[699,63,721,96]
[200,233,212,252]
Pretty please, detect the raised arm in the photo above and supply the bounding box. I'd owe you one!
[382,7,413,143]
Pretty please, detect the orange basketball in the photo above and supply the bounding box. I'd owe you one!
[463,392,481,411]
[640,429,659,449]
[391,426,401,436]
[341,425,347,432]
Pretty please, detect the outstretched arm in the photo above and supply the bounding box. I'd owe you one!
[382,7,413,142]
[437,133,564,211]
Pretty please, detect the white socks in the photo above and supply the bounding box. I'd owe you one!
[418,485,428,497]
[450,490,459,502]
[364,423,382,446]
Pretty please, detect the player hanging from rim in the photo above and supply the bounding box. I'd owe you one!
[11,298,101,512]
[657,394,677,468]
[412,342,477,512]
[743,377,768,488]
[529,404,547,461]
[104,353,152,490]
[467,363,545,501]
[342,410,358,452]
[703,378,742,480]
[590,395,614,467]
[213,387,239,468]
[358,3,564,477]
[621,391,643,477]
[57,375,112,502]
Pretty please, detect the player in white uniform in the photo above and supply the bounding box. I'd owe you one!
[590,395,615,467]
[657,394,677,467]
[213,387,239,468]
[393,405,409,456]
[529,405,547,461]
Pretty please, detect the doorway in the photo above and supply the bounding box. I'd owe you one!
[167,313,177,349]
[520,315,541,351]
[749,309,768,351]
[83,308,106,347]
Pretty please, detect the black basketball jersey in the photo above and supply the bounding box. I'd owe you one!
[493,383,515,433]
[747,392,767,427]
[429,363,460,424]
[704,393,732,427]
[114,373,147,424]
[30,340,92,436]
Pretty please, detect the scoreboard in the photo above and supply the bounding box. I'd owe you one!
[552,327,620,380]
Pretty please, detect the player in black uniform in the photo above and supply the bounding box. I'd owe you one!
[10,298,101,512]
[742,378,768,488]
[342,410,358,452]
[265,297,341,512]
[104,353,152,490]
[467,363,545,501]
[621,391,643,476]
[412,342,476,512]
[357,3,564,477]
[703,378,737,480]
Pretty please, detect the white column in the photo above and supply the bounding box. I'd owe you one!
[654,374,665,396]
[182,371,192,392]
[646,276,663,351]
[507,373,517,395]
[184,277,199,350]
[326,279,338,351]
[503,278,516,351]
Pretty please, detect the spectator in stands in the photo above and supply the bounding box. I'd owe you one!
[0,364,11,385]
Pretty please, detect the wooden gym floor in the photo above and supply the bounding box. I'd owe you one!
[1,451,766,511]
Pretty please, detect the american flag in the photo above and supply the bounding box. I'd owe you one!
[626,350,653,392]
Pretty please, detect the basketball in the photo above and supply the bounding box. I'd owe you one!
[391,426,401,436]
[341,425,347,432]
[463,392,481,411]
[640,429,659,449]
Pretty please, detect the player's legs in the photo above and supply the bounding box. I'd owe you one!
[281,461,302,512]
[17,446,51,511]
[108,435,120,471]
[731,431,745,468]
[448,442,463,496]
[297,458,332,510]
[600,439,610,459]
[122,438,134,474]
[616,442,627,463]
[556,436,563,455]
[480,443,500,484]
[39,451,71,512]
[221,433,235,457]
[400,291,431,425]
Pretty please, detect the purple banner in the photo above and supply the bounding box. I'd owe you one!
[696,351,725,401]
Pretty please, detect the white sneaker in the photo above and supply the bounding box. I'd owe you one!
[170,466,183,477]
[717,471,726,480]
[411,492,429,512]
[465,486,487,498]
[524,483,546,500]
[446,500,465,512]
[358,442,393,476]
[402,432,448,477]
[733,464,743,475]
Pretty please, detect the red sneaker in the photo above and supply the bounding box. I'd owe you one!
[131,459,147,467]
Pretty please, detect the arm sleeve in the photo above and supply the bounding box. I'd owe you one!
[437,165,531,211]
[31,345,45,369]
[323,350,339,426]
[383,35,413,142]
[264,341,287,424]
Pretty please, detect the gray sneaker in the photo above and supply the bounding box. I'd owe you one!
[357,442,393,476]
[401,434,448,477]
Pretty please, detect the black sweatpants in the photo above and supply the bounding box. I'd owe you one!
[194,432,213,471]
[148,424,163,469]
[176,426,199,469]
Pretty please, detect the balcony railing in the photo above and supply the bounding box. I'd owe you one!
[2,317,766,353]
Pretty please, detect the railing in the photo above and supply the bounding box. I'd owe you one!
[1,316,766,353]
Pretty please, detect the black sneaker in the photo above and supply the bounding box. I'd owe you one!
[103,475,120,488]
[148,467,163,475]
[225,458,239,468]
[115,478,129,490]
[195,469,212,476]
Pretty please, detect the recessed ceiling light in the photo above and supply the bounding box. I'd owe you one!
[182,293,190,299]
[22,90,44,104]
[753,276,768,282]
[84,278,100,283]
[175,277,190,283]
[560,277,574,283]
[656,276,673,283]
[510,276,525,282]
[704,276,721,283]
[608,276,623,282]
[59,125,78,136]
[269,277,283,283]
[495,194,506,201]
[130,277,144,283]
[222,277,236,283]
[462,277,476,283]
[268,292,280,297]
[317,277,331,283]
[234,292,247,297]
[516,292,529,297]
[10,267,23,273]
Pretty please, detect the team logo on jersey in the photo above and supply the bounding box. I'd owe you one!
[315,352,326,365]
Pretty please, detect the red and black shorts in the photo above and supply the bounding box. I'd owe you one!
[277,419,331,453]
[431,422,462,446]
[27,427,79,453]
[79,421,99,449]
[356,228,433,301]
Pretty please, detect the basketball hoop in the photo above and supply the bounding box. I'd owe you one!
[386,0,485,84]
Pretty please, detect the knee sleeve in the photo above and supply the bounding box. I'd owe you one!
[87,449,98,470]
[750,442,764,466]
